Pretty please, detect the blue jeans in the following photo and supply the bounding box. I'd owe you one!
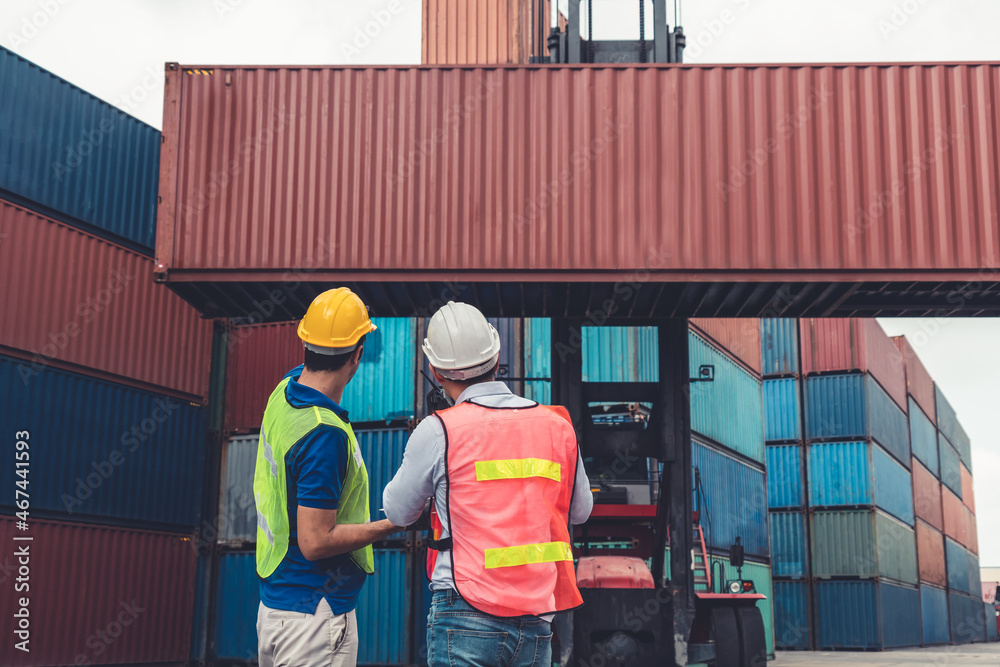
[427,590,552,667]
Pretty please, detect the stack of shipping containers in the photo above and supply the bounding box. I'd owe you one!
[0,47,213,666]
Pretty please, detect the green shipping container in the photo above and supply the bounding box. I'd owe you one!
[811,510,918,584]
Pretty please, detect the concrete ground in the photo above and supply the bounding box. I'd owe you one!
[773,643,1000,666]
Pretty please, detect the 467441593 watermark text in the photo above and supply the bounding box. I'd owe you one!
[13,430,32,653]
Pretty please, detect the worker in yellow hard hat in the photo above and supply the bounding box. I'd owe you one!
[254,287,402,667]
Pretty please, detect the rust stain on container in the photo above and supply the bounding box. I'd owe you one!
[912,457,944,532]
[689,318,762,376]
[0,517,196,666]
[422,0,552,64]
[916,518,947,588]
[1,199,212,401]
[942,486,967,546]
[892,336,936,423]
[155,64,1000,285]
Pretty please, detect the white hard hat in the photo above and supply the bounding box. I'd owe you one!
[423,301,501,381]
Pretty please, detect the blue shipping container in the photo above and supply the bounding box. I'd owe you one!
[880,582,923,648]
[909,398,939,476]
[805,373,910,466]
[0,355,204,529]
[350,317,415,422]
[946,538,970,594]
[950,591,987,644]
[214,550,411,663]
[807,441,914,524]
[692,440,768,558]
[772,580,811,650]
[921,585,951,645]
[764,378,801,442]
[769,511,808,578]
[582,326,657,382]
[936,385,972,468]
[939,433,963,498]
[967,551,981,599]
[766,445,803,509]
[815,580,921,649]
[191,553,210,661]
[760,318,799,377]
[0,47,160,250]
[987,603,999,642]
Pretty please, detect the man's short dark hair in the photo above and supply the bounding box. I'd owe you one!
[303,335,365,373]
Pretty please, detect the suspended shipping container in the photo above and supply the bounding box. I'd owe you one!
[912,458,944,531]
[760,319,799,377]
[804,373,910,467]
[764,378,801,442]
[772,580,811,650]
[214,550,412,663]
[939,433,963,498]
[224,318,416,430]
[691,440,768,558]
[0,356,205,530]
[807,441,914,524]
[943,486,968,546]
[217,428,408,544]
[689,318,762,376]
[909,397,939,475]
[799,319,907,412]
[769,511,808,579]
[0,46,160,250]
[810,509,917,584]
[936,384,972,467]
[891,335,936,423]
[813,579,921,649]
[921,584,951,645]
[766,445,804,509]
[0,517,196,666]
[422,0,552,65]
[0,200,211,401]
[916,519,947,588]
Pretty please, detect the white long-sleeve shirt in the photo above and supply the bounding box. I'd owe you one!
[382,381,594,592]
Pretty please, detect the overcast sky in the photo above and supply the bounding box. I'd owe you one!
[1,0,997,567]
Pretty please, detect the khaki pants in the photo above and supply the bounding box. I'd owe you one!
[257,599,358,667]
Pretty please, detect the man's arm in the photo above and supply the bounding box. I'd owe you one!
[382,418,442,528]
[569,453,594,525]
[297,508,399,561]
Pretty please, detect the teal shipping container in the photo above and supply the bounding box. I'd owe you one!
[692,440,768,558]
[772,580,811,650]
[764,377,802,442]
[770,511,808,578]
[909,398,939,476]
[921,584,951,645]
[766,445,804,509]
[814,580,921,649]
[939,433,963,498]
[807,441,915,524]
[936,385,972,468]
[760,318,799,377]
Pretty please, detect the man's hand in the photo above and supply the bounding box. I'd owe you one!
[298,507,404,561]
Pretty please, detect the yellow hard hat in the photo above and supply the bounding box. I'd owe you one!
[297,288,377,354]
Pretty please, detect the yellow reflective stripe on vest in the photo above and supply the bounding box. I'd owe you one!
[475,458,561,482]
[484,541,574,569]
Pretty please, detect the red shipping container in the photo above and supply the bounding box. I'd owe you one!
[0,517,196,666]
[965,506,979,555]
[799,319,907,412]
[0,200,212,402]
[891,336,936,423]
[916,519,947,588]
[225,321,303,431]
[961,464,976,513]
[912,458,944,532]
[689,318,762,377]
[423,0,554,65]
[983,583,998,605]
[942,486,967,546]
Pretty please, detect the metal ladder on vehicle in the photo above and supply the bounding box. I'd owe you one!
[692,516,711,591]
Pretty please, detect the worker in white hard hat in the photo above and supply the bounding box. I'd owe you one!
[383,301,594,667]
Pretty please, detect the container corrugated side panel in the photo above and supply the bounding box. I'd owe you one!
[191,553,211,661]
[961,464,976,513]
[764,378,801,442]
[689,318,762,376]
[773,580,811,650]
[422,0,543,64]
[916,519,947,588]
[0,357,205,529]
[947,537,970,593]
[214,553,259,661]
[811,510,876,579]
[968,551,981,598]
[689,332,765,464]
[966,506,979,556]
[523,318,551,403]
[859,319,909,414]
[808,441,873,507]
[986,603,999,642]
[939,433,963,498]
[225,319,415,430]
[909,398,939,475]
[864,373,911,467]
[760,319,799,377]
[893,336,936,423]
[815,580,880,649]
[691,440,768,558]
[0,200,212,400]
[943,486,968,546]
[921,584,951,645]
[912,459,944,531]
[875,511,918,585]
[582,326,657,383]
[936,385,972,467]
[161,65,1000,277]
[355,549,412,664]
[881,582,922,648]
[805,374,866,441]
[950,591,986,645]
[0,47,160,249]
[0,518,196,666]
[873,446,915,525]
[766,445,803,509]
[769,511,808,578]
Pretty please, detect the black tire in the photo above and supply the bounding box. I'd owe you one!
[710,606,740,667]
[735,606,768,667]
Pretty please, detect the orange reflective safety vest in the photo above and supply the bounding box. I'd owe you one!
[435,400,584,618]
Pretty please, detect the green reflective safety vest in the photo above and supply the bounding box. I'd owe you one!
[254,377,374,579]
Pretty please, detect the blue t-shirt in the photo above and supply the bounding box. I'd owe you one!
[259,365,367,614]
